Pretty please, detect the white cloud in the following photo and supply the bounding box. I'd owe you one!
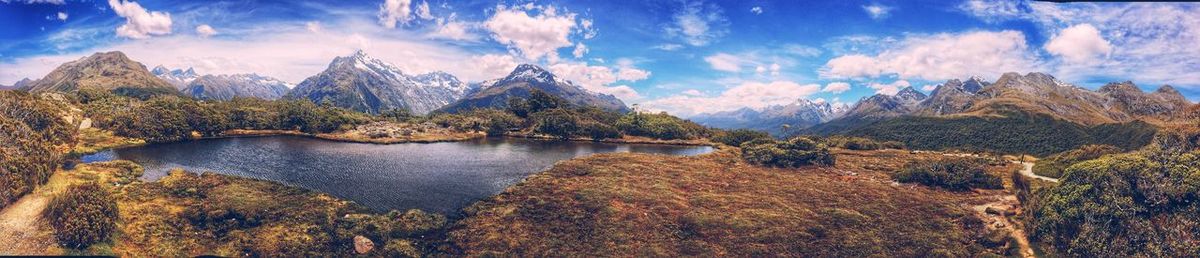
[665,1,728,47]
[305,21,322,33]
[862,4,892,20]
[921,84,937,92]
[415,1,433,20]
[681,89,704,96]
[642,81,821,117]
[108,0,173,39]
[821,30,1038,81]
[548,61,650,102]
[427,14,477,41]
[572,42,587,58]
[750,6,763,15]
[1,0,64,4]
[653,44,683,51]
[1045,24,1111,64]
[470,54,518,80]
[484,4,579,61]
[195,24,216,38]
[958,2,1200,87]
[378,0,413,29]
[823,82,851,93]
[868,80,910,95]
[56,12,67,21]
[782,44,822,58]
[704,53,742,72]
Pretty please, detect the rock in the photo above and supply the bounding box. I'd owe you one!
[985,206,1004,215]
[354,235,375,254]
[79,118,92,129]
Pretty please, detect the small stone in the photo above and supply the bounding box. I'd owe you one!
[354,235,375,254]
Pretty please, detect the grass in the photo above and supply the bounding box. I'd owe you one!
[448,148,1017,257]
[71,128,145,155]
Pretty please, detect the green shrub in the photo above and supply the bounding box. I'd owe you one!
[581,122,621,141]
[893,158,1002,191]
[43,182,119,248]
[819,135,904,150]
[532,108,582,139]
[0,91,75,208]
[742,137,835,167]
[1032,144,1121,178]
[616,111,710,140]
[712,129,772,147]
[1028,150,1200,256]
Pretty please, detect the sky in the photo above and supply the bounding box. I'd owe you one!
[1,0,1198,117]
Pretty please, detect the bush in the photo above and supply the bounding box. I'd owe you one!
[893,158,1002,191]
[712,129,773,147]
[1032,144,1121,178]
[43,182,119,248]
[819,135,905,150]
[1028,150,1200,256]
[532,108,581,139]
[742,137,835,167]
[616,111,710,140]
[1,91,75,208]
[581,122,621,141]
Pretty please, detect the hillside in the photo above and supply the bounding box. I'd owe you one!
[438,64,628,113]
[693,99,846,136]
[183,74,291,100]
[151,66,200,90]
[285,50,470,115]
[24,52,176,95]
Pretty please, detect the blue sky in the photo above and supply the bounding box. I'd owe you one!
[1,0,1198,117]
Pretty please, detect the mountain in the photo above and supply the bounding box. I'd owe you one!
[916,77,988,116]
[1098,82,1191,118]
[25,51,176,94]
[438,64,629,113]
[965,72,1129,125]
[841,86,927,119]
[152,65,200,90]
[284,50,471,115]
[4,78,34,90]
[693,99,846,136]
[183,74,292,101]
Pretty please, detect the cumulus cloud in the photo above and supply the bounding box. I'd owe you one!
[108,0,173,39]
[195,24,216,38]
[654,44,683,51]
[823,82,851,93]
[378,0,413,29]
[821,30,1038,81]
[470,54,518,80]
[750,6,763,15]
[1,0,64,4]
[862,4,892,20]
[427,14,477,41]
[682,89,704,96]
[782,44,822,58]
[641,81,821,117]
[1045,24,1112,64]
[572,43,588,58]
[548,61,651,101]
[665,1,728,47]
[305,21,322,33]
[958,2,1200,87]
[921,84,938,92]
[484,4,579,61]
[868,80,910,95]
[56,12,67,21]
[415,1,433,20]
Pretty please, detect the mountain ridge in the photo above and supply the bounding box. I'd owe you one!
[438,64,629,113]
[284,50,471,115]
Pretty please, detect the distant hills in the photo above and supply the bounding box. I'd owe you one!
[151,65,199,90]
[285,50,470,115]
[183,74,292,101]
[439,64,628,113]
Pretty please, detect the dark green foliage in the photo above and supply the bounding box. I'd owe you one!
[43,182,119,248]
[616,111,711,140]
[820,135,905,150]
[893,158,1003,191]
[0,91,76,208]
[712,129,773,147]
[742,137,835,167]
[1033,144,1122,178]
[819,106,1156,156]
[1027,149,1200,256]
[532,108,581,139]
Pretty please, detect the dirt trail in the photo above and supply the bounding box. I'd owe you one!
[0,174,65,255]
[973,196,1036,258]
[1016,161,1058,183]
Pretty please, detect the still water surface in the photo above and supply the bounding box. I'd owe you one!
[82,136,712,214]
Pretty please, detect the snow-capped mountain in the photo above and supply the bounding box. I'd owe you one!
[693,98,846,136]
[438,64,629,113]
[183,74,292,101]
[152,65,200,90]
[284,50,471,115]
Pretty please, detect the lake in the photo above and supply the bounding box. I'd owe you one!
[81,136,713,215]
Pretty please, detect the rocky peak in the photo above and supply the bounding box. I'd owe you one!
[502,64,560,85]
[12,78,33,88]
[896,86,927,102]
[1099,81,1143,94]
[962,76,988,93]
[1155,85,1183,96]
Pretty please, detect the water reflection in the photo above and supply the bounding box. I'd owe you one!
[82,136,712,215]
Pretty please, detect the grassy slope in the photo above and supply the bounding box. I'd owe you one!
[449,148,1015,257]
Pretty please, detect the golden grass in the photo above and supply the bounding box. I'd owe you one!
[448,148,1017,256]
[72,128,145,155]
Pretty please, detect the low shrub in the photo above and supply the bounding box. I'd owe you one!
[1032,144,1121,178]
[742,137,835,167]
[893,158,1002,191]
[43,182,119,248]
[820,135,905,150]
[712,129,773,147]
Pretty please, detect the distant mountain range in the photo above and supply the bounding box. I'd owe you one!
[183,74,292,101]
[285,50,470,115]
[151,65,199,90]
[693,99,847,136]
[439,64,629,113]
